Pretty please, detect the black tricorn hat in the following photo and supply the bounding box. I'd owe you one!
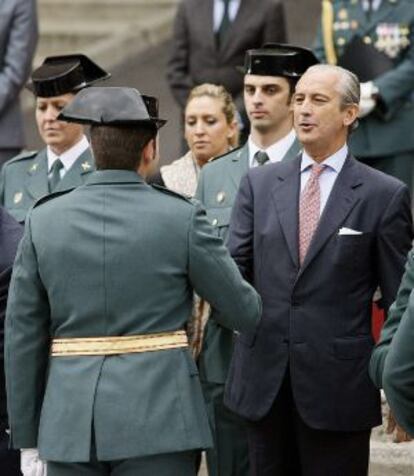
[240,43,319,77]
[57,87,167,129]
[27,54,111,97]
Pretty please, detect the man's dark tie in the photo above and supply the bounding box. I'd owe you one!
[255,150,270,166]
[216,0,231,48]
[49,158,64,192]
[366,0,374,19]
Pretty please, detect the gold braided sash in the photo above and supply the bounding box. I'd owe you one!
[51,330,188,357]
[322,0,337,65]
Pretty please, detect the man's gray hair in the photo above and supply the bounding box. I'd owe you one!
[305,64,360,130]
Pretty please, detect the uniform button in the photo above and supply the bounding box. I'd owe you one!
[212,218,218,226]
[363,36,372,45]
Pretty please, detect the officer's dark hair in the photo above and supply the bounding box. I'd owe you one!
[90,124,157,170]
[287,77,299,101]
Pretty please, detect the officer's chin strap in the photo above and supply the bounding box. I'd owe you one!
[322,0,337,65]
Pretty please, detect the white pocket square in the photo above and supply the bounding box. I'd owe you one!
[338,227,363,236]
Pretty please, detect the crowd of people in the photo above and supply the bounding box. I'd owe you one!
[1,1,414,476]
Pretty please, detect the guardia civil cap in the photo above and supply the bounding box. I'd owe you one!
[27,54,110,97]
[57,87,167,129]
[242,43,319,77]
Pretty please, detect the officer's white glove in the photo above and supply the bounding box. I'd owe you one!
[359,97,376,117]
[21,448,47,476]
[358,81,379,118]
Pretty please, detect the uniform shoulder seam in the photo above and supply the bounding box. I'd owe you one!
[209,145,244,163]
[33,189,75,209]
[150,183,194,203]
[4,150,38,166]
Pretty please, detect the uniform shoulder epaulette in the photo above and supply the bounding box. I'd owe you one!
[150,183,193,203]
[208,145,244,163]
[32,189,75,209]
[5,150,38,165]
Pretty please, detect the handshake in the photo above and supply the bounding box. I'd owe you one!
[21,449,47,476]
[358,81,379,118]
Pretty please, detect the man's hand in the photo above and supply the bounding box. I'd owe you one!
[358,81,379,118]
[20,448,47,476]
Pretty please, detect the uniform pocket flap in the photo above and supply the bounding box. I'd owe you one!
[334,336,373,360]
[7,208,27,224]
[205,207,232,227]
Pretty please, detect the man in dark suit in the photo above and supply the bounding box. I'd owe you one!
[0,207,22,475]
[195,44,318,476]
[0,0,38,167]
[167,0,286,137]
[224,64,413,475]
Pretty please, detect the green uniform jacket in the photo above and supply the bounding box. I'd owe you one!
[314,0,414,158]
[195,139,300,383]
[370,249,414,435]
[0,147,94,223]
[5,170,261,463]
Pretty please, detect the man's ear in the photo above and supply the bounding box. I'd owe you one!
[138,137,158,178]
[343,104,359,128]
[142,138,156,164]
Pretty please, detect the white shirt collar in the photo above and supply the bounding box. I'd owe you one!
[213,0,240,31]
[301,143,348,173]
[248,129,297,167]
[362,0,382,11]
[47,135,89,173]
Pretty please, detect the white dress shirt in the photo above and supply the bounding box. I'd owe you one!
[47,135,89,179]
[248,129,297,168]
[300,144,348,216]
[362,0,382,12]
[213,0,241,31]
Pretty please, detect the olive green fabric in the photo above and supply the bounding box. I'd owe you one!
[313,0,414,191]
[5,170,261,463]
[370,249,414,434]
[0,147,94,223]
[47,450,197,476]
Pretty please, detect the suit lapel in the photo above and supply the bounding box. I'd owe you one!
[26,150,49,201]
[229,144,249,190]
[56,149,94,191]
[298,156,363,277]
[282,138,302,162]
[271,156,301,268]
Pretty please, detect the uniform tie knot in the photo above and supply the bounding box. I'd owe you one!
[255,150,270,166]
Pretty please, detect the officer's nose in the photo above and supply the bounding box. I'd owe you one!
[44,105,58,122]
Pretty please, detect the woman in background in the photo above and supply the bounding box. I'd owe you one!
[152,83,239,196]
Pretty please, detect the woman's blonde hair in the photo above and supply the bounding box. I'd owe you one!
[186,83,240,148]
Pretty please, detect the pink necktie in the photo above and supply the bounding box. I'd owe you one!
[299,164,325,265]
